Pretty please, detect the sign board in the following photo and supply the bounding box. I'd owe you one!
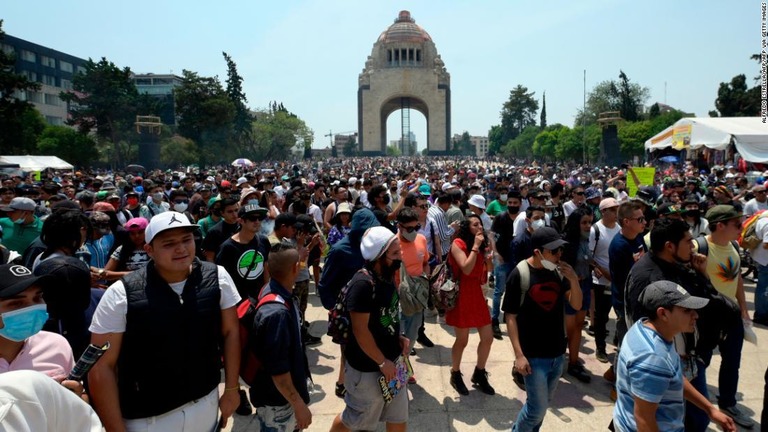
[627,167,655,197]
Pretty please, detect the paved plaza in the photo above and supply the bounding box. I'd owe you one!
[223,280,767,431]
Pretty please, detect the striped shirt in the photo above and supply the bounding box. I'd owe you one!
[613,319,685,432]
[428,204,454,257]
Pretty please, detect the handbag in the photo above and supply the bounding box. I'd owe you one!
[399,261,430,316]
[430,260,459,311]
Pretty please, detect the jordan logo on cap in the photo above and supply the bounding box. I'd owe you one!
[168,214,182,225]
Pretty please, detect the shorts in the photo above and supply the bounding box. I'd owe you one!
[340,362,408,430]
[565,278,592,315]
[254,404,296,432]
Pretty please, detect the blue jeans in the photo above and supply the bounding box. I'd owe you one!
[686,359,710,431]
[492,260,511,322]
[755,263,768,321]
[401,310,420,352]
[513,355,565,432]
[699,311,744,409]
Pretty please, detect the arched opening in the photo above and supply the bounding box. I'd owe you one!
[380,96,428,155]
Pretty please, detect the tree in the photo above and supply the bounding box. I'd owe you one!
[36,126,97,167]
[174,70,236,165]
[487,124,504,155]
[617,70,642,122]
[500,85,539,143]
[343,137,358,157]
[385,144,401,156]
[709,73,760,117]
[540,92,547,128]
[60,57,143,166]
[159,135,199,167]
[451,132,473,156]
[532,125,562,160]
[223,52,253,155]
[0,20,44,154]
[250,103,313,161]
[555,124,601,162]
[501,125,540,158]
[617,120,653,157]
[648,103,661,119]
[574,76,650,126]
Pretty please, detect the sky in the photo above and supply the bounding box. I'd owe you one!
[2,1,760,151]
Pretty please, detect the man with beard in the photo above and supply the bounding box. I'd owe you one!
[329,226,410,432]
[624,218,740,431]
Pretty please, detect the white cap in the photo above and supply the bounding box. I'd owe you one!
[145,211,195,243]
[349,176,358,185]
[468,194,486,209]
[441,182,456,192]
[360,226,397,262]
[236,177,248,186]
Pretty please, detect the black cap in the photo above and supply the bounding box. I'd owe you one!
[296,214,319,234]
[0,264,53,298]
[531,227,568,251]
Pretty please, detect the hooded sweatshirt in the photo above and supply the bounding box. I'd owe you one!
[318,208,379,310]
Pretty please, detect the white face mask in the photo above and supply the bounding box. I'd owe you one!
[499,194,508,201]
[538,252,558,271]
[531,219,546,231]
[174,203,188,213]
[152,192,164,202]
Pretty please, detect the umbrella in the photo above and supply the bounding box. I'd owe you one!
[231,158,254,167]
[659,155,679,164]
[125,164,146,173]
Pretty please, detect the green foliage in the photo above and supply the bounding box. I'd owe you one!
[501,125,540,158]
[487,124,504,155]
[343,137,358,157]
[499,85,539,151]
[648,103,660,119]
[709,73,760,117]
[60,57,141,166]
[574,76,650,126]
[617,120,653,157]
[0,20,44,154]
[160,135,199,167]
[617,70,641,122]
[36,126,97,167]
[250,103,313,161]
[451,131,474,156]
[540,92,547,128]
[386,144,401,156]
[223,52,253,155]
[532,125,562,160]
[174,70,236,165]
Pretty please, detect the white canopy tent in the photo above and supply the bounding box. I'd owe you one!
[645,117,768,162]
[0,155,74,171]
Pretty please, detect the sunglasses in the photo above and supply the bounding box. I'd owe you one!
[174,200,189,205]
[399,223,422,233]
[244,214,267,222]
[626,216,646,223]
[574,191,585,196]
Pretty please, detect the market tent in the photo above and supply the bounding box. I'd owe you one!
[0,155,74,171]
[645,117,768,162]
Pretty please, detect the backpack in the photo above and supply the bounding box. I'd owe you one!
[237,288,291,386]
[739,210,768,249]
[327,268,374,345]
[694,235,740,258]
[430,260,459,311]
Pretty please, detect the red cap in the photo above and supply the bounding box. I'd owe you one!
[220,180,232,189]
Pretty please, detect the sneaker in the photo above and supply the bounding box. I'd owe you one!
[721,405,754,428]
[603,365,616,383]
[235,389,252,416]
[492,322,503,340]
[609,386,617,402]
[596,349,609,363]
[408,376,417,385]
[511,366,526,391]
[410,347,417,356]
[567,362,592,383]
[471,367,495,395]
[334,382,346,398]
[417,329,435,348]
[303,333,322,347]
[450,370,469,396]
[586,325,595,336]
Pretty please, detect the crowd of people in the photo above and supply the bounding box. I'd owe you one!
[0,155,767,431]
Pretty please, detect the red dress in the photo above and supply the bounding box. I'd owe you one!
[445,239,491,328]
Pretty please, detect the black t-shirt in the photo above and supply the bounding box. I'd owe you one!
[344,269,401,372]
[215,234,270,299]
[491,211,516,262]
[502,262,569,358]
[250,280,310,407]
[550,203,565,232]
[202,221,239,254]
[372,208,396,233]
[609,233,647,311]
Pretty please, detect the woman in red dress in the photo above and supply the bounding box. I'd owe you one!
[446,214,495,396]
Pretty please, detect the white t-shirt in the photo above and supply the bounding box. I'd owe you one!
[751,217,768,267]
[563,200,578,218]
[744,198,768,217]
[89,266,241,334]
[589,221,621,285]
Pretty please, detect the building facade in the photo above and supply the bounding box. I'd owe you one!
[132,73,182,125]
[452,133,489,157]
[1,34,87,126]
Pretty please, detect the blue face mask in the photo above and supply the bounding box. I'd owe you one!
[0,304,48,342]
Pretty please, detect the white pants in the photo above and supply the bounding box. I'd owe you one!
[124,388,219,432]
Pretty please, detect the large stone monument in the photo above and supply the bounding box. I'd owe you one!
[358,11,451,155]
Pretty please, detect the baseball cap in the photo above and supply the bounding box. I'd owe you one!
[295,214,319,234]
[468,194,486,209]
[657,202,683,216]
[0,264,53,298]
[599,197,619,211]
[144,211,195,243]
[585,187,601,200]
[705,205,742,224]
[238,203,267,218]
[220,180,232,190]
[236,177,248,187]
[531,227,568,251]
[418,184,432,196]
[360,226,397,262]
[639,280,709,311]
[125,217,149,232]
[0,197,36,212]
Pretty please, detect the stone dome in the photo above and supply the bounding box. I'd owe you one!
[377,11,432,44]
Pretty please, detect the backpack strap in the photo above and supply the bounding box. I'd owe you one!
[516,260,530,307]
[591,224,600,256]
